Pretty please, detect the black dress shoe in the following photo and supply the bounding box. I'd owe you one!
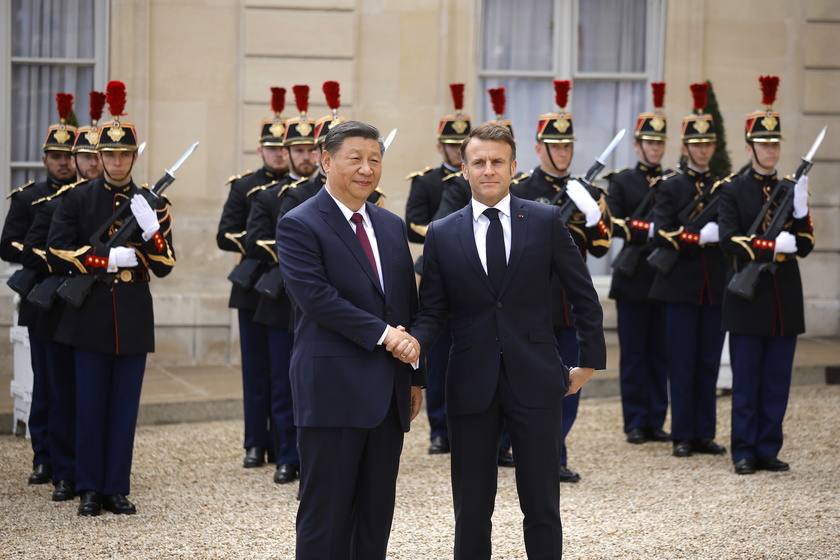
[673,440,693,457]
[428,435,451,454]
[243,446,265,468]
[645,427,670,442]
[28,463,51,485]
[52,480,75,501]
[756,456,790,472]
[692,438,726,455]
[734,458,756,475]
[497,448,515,468]
[78,490,103,517]
[558,465,581,483]
[103,493,136,515]
[274,463,299,484]
[626,428,646,444]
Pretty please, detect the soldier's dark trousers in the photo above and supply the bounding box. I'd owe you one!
[27,332,50,469]
[75,349,145,496]
[238,308,272,450]
[616,300,669,433]
[730,333,796,463]
[665,302,725,441]
[268,327,297,467]
[46,341,75,482]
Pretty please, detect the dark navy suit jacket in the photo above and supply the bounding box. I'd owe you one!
[276,187,426,431]
[412,195,606,416]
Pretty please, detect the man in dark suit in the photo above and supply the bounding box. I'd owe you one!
[276,120,426,560]
[411,122,606,559]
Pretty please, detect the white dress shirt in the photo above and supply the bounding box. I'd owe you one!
[471,194,512,274]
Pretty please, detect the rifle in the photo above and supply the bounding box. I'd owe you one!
[56,142,199,308]
[6,267,38,296]
[727,126,826,301]
[646,180,720,276]
[550,129,625,222]
[227,257,262,289]
[27,275,67,311]
[610,182,659,277]
[253,264,285,300]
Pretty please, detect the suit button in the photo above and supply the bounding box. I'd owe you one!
[386,307,391,315]
[496,302,503,308]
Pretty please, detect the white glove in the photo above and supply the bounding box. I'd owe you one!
[699,222,719,245]
[107,247,138,272]
[774,231,797,255]
[648,222,655,240]
[793,175,809,219]
[565,179,602,227]
[131,194,160,240]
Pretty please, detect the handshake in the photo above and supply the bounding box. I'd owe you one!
[384,325,421,365]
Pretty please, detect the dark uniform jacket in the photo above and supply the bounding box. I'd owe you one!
[46,177,175,354]
[431,170,474,221]
[2,177,72,327]
[217,166,287,310]
[648,168,726,305]
[718,169,815,336]
[245,175,299,329]
[606,163,673,302]
[511,166,611,327]
[20,184,79,340]
[405,164,459,242]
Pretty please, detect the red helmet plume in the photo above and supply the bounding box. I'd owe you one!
[488,88,506,117]
[106,81,127,119]
[690,83,709,113]
[89,91,106,123]
[759,76,780,108]
[449,83,465,113]
[270,87,286,116]
[553,80,571,111]
[651,82,665,110]
[322,81,341,111]
[293,85,310,115]
[55,93,74,123]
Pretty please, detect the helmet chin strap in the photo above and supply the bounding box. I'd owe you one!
[102,154,135,186]
[749,142,771,173]
[544,142,571,176]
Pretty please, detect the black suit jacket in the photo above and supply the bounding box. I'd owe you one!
[412,195,606,416]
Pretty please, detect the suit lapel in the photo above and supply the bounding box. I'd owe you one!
[316,189,384,296]
[456,207,495,293]
[504,196,528,292]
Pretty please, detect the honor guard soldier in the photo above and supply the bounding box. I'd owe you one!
[278,81,385,217]
[21,180,82,502]
[72,91,106,181]
[404,83,471,455]
[511,79,611,482]
[606,82,673,444]
[648,83,727,459]
[47,81,177,516]
[719,76,815,475]
[1,93,77,487]
[217,87,289,469]
[244,84,319,485]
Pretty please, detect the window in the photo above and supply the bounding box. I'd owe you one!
[478,0,666,274]
[2,0,109,270]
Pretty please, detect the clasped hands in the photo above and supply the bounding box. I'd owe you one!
[384,325,420,364]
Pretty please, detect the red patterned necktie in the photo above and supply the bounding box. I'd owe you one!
[351,213,379,282]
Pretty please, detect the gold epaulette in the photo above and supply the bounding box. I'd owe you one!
[6,180,36,199]
[602,168,628,180]
[405,166,433,180]
[511,172,530,185]
[287,177,309,189]
[33,180,85,205]
[443,170,464,181]
[374,187,386,198]
[226,170,254,185]
[661,170,678,181]
[246,180,277,197]
[276,182,298,197]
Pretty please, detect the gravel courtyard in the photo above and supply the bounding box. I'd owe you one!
[1,384,838,559]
